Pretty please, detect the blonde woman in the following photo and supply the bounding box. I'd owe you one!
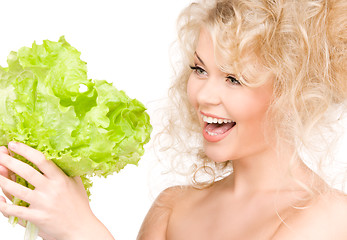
[0,0,347,239]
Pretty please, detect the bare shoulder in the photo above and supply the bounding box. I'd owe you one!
[273,190,347,240]
[137,185,197,240]
[151,185,200,209]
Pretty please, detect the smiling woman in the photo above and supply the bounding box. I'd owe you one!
[164,0,347,189]
[0,0,189,239]
[0,0,347,239]
[153,0,347,238]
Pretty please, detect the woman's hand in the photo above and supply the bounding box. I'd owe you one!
[0,141,114,240]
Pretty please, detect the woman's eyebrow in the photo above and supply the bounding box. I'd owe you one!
[194,51,205,66]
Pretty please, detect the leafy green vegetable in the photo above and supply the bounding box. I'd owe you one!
[0,36,152,238]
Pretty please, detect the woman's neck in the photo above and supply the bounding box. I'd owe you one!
[225,146,315,197]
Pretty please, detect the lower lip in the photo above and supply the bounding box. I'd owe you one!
[202,123,235,142]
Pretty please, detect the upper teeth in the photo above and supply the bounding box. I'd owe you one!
[202,114,234,124]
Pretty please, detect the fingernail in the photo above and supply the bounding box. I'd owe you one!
[8,142,16,150]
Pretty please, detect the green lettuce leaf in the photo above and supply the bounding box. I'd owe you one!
[0,36,152,197]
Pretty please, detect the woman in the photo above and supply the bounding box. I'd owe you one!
[1,0,347,239]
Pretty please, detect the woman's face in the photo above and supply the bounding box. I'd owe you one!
[187,28,275,163]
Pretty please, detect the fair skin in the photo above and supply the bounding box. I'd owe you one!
[1,28,347,240]
[0,143,114,240]
[138,29,347,240]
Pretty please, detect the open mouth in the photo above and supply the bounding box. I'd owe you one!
[201,113,236,137]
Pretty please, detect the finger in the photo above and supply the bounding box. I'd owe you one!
[0,196,9,218]
[0,179,14,201]
[0,197,27,226]
[0,147,11,180]
[8,142,64,179]
[1,190,13,202]
[0,146,9,154]
[0,175,33,204]
[0,151,16,179]
[0,164,13,200]
[0,166,16,192]
[0,164,10,178]
[0,200,31,222]
[0,152,45,188]
[0,162,16,182]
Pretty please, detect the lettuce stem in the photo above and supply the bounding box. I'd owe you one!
[25,221,39,240]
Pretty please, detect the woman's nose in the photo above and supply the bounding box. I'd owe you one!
[196,77,221,106]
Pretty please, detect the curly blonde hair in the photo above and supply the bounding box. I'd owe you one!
[157,0,347,191]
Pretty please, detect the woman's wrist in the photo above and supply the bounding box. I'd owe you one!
[63,213,114,240]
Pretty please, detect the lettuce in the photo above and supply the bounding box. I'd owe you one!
[0,37,152,239]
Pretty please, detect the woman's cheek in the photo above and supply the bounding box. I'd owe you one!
[225,92,269,122]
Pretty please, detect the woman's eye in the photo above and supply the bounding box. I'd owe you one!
[190,65,207,77]
[226,76,241,85]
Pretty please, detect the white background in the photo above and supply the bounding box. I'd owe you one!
[0,1,346,239]
[0,0,191,239]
